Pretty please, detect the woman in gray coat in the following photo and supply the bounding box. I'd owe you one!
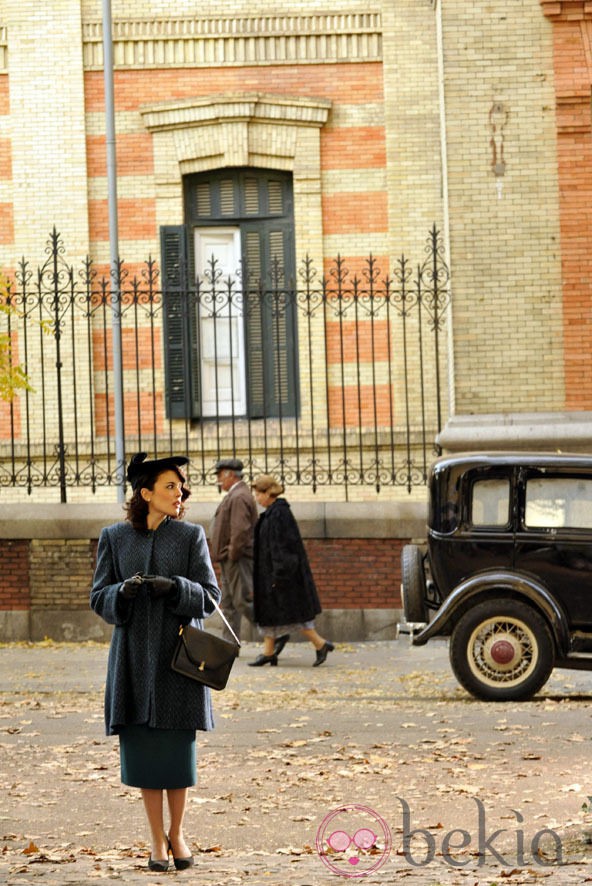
[90,452,221,872]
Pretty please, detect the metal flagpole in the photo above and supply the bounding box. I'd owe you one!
[102,0,126,502]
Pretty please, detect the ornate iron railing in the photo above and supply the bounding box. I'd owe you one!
[0,227,450,499]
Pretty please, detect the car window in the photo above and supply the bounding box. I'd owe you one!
[471,478,511,527]
[525,477,592,529]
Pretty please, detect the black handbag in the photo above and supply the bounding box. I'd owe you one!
[171,590,240,691]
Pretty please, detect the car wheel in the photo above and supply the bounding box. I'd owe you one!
[449,598,554,701]
[400,545,428,623]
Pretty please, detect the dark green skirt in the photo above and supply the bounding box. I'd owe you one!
[119,724,196,789]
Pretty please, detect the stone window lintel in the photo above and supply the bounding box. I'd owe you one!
[141,92,332,133]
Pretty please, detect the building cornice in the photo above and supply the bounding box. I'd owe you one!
[82,13,382,70]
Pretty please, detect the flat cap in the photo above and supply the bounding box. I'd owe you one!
[214,457,244,473]
[127,451,189,491]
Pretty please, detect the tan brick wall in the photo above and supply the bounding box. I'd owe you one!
[29,540,96,610]
[441,0,564,413]
[382,1,442,254]
[2,0,89,261]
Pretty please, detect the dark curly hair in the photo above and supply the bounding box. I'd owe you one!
[125,470,189,530]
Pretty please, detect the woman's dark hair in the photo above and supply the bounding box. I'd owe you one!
[125,470,188,529]
[125,481,151,530]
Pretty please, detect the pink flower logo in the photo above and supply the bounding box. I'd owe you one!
[316,804,392,878]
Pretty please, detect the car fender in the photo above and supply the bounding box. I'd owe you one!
[412,569,570,654]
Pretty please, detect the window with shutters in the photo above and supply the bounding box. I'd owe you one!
[161,168,298,420]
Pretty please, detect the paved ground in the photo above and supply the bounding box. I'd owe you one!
[2,638,592,885]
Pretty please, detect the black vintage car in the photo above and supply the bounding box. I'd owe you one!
[401,452,592,700]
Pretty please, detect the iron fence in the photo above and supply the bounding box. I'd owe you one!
[0,227,450,499]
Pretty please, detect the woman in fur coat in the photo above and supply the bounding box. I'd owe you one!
[249,474,334,667]
[90,452,221,872]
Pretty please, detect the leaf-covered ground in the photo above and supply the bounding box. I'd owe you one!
[1,640,592,884]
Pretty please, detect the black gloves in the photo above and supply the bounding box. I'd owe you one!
[119,573,143,599]
[118,574,176,601]
[142,574,176,598]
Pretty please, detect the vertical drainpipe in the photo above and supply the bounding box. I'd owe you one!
[435,0,456,419]
[102,0,126,502]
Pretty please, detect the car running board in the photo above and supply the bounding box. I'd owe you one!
[556,651,592,670]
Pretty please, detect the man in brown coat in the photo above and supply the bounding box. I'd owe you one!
[210,457,258,641]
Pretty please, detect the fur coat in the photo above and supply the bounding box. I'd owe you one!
[253,498,321,627]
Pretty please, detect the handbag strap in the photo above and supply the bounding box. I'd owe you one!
[203,586,242,647]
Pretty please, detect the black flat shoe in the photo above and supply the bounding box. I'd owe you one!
[274,634,290,656]
[148,856,169,872]
[248,653,278,667]
[313,641,335,667]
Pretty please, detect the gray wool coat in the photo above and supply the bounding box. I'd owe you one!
[90,518,222,736]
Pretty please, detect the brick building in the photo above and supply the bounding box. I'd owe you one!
[1,1,592,638]
[2,0,589,484]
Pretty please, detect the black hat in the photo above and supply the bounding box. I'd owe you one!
[214,457,244,474]
[127,452,189,491]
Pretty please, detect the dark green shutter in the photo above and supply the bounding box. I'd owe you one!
[160,225,200,419]
[268,224,297,417]
[243,219,296,418]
